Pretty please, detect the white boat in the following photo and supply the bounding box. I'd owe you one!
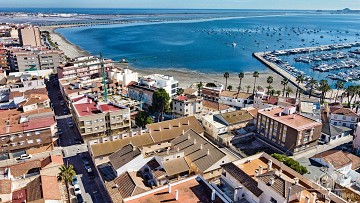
[232,42,237,48]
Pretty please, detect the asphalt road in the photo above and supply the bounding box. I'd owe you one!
[46,76,112,203]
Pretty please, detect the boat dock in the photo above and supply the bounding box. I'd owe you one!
[253,52,307,93]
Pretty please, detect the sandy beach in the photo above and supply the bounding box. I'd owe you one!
[41,26,90,58]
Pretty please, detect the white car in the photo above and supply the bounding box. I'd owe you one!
[18,154,32,160]
[74,184,82,195]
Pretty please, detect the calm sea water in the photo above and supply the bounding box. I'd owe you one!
[3,8,359,85]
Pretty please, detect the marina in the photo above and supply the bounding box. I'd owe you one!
[254,42,360,94]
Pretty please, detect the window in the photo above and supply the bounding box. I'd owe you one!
[343,123,346,127]
[27,133,31,137]
[35,131,40,135]
[99,118,104,122]
[27,140,34,144]
[86,121,91,125]
[343,116,346,120]
[270,197,277,203]
[36,139,41,143]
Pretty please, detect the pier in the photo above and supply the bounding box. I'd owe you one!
[253,52,307,93]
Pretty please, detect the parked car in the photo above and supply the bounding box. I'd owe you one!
[76,194,84,203]
[68,120,74,128]
[72,175,78,186]
[58,128,63,135]
[17,154,32,160]
[60,101,64,106]
[81,154,89,165]
[74,184,81,195]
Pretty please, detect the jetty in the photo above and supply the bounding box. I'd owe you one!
[253,52,307,92]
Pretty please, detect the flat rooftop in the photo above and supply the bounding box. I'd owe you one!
[73,98,125,117]
[258,107,321,130]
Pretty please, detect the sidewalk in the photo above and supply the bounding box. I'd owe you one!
[293,135,353,160]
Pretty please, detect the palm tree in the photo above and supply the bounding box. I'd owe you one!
[269,89,276,96]
[276,90,282,96]
[308,78,317,98]
[266,76,274,94]
[281,78,289,97]
[266,85,273,94]
[252,71,259,94]
[334,80,344,103]
[346,85,358,107]
[245,85,251,93]
[318,80,331,103]
[58,164,76,201]
[227,85,233,91]
[257,85,263,92]
[224,72,230,90]
[295,75,304,98]
[285,86,293,97]
[196,81,203,95]
[237,72,244,98]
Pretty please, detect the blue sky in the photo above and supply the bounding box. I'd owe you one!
[0,0,359,10]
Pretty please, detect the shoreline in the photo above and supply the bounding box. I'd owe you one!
[40,25,298,92]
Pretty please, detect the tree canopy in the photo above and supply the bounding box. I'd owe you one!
[152,88,170,121]
[135,111,153,128]
[271,153,308,175]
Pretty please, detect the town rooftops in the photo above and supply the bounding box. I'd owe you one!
[222,162,263,197]
[331,107,359,117]
[169,129,226,172]
[258,107,321,131]
[72,97,126,117]
[257,170,305,198]
[123,176,226,203]
[173,94,201,102]
[0,179,11,194]
[220,90,252,99]
[109,144,141,170]
[202,100,231,111]
[311,150,360,170]
[0,108,55,135]
[90,116,204,157]
[163,157,189,177]
[105,171,150,202]
[217,110,253,125]
[183,88,197,95]
[41,175,62,200]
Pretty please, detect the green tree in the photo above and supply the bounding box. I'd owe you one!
[285,86,293,97]
[257,85,263,92]
[271,153,308,175]
[245,85,251,93]
[295,75,304,98]
[276,90,282,96]
[266,76,274,94]
[224,72,230,90]
[227,85,233,91]
[196,82,203,95]
[266,85,273,94]
[252,71,260,94]
[152,88,170,122]
[281,78,289,97]
[269,89,276,96]
[346,85,358,107]
[319,80,331,103]
[335,80,344,103]
[237,72,245,98]
[57,164,76,201]
[135,111,153,128]
[308,78,317,98]
[176,88,184,96]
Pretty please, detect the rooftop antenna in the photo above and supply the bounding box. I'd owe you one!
[100,53,108,103]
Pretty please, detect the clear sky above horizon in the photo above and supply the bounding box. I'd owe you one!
[0,0,359,10]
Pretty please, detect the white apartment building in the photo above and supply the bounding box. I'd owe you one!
[201,114,227,139]
[172,94,203,117]
[329,107,359,129]
[108,68,138,86]
[219,90,253,109]
[140,74,179,97]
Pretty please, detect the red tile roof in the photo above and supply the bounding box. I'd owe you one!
[331,108,359,117]
[41,175,62,200]
[74,102,123,117]
[0,179,11,194]
[12,189,26,203]
[175,95,188,101]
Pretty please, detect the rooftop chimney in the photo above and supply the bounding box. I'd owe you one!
[159,126,162,131]
[311,193,317,203]
[194,138,197,145]
[177,147,180,152]
[115,184,119,188]
[325,197,331,203]
[269,177,275,186]
[175,190,179,200]
[168,184,172,193]
[255,169,259,176]
[167,148,170,155]
[187,134,190,140]
[200,144,203,150]
[169,124,171,129]
[259,165,263,175]
[207,149,210,155]
[211,189,216,201]
[267,160,273,171]
[133,145,137,151]
[187,120,190,125]
[305,196,310,203]
[294,177,299,185]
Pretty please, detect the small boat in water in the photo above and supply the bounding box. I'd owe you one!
[232,42,237,48]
